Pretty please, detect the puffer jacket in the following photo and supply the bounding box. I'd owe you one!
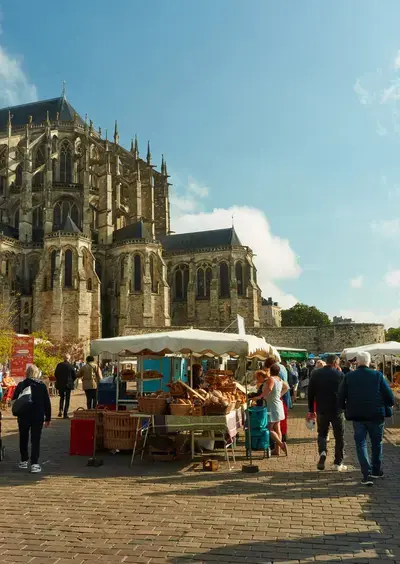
[78,363,102,391]
[338,366,394,422]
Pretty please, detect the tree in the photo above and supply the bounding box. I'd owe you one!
[32,331,85,378]
[0,298,18,364]
[281,303,331,327]
[385,327,400,342]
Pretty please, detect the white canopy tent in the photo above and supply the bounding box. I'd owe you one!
[91,328,273,359]
[342,341,400,360]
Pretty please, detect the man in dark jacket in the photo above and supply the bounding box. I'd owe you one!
[54,354,76,418]
[308,354,345,472]
[13,364,51,473]
[339,351,394,486]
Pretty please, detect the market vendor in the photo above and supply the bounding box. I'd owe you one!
[192,364,204,389]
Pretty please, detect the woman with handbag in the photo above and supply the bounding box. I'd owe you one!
[12,364,51,473]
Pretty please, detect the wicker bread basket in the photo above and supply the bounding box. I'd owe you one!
[103,412,138,450]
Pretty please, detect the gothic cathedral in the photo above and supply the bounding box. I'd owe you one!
[0,95,277,344]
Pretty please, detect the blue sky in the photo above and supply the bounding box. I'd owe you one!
[1,0,400,325]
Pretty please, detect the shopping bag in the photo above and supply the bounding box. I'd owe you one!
[12,386,33,417]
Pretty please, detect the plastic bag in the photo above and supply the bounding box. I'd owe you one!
[305,418,316,431]
[12,386,33,417]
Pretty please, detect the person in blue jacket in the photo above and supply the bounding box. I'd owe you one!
[339,351,394,486]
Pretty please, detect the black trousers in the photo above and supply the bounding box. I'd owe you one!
[59,389,71,415]
[317,412,345,465]
[85,389,97,410]
[18,419,43,465]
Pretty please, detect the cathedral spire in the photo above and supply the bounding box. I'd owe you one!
[147,141,151,165]
[114,120,119,145]
[161,154,166,175]
[7,111,12,138]
[61,80,67,99]
[105,129,109,151]
[134,134,139,159]
[130,139,134,153]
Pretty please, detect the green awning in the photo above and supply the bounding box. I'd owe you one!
[279,350,308,361]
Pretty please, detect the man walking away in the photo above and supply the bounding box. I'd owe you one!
[308,354,346,472]
[54,354,76,419]
[339,351,394,486]
[78,356,102,410]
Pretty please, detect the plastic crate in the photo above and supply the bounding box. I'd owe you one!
[69,418,95,456]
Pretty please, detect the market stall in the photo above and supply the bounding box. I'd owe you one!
[88,329,275,466]
[342,341,400,382]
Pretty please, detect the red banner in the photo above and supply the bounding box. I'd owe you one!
[11,335,34,384]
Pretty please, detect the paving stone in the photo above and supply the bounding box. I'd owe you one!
[1,393,400,564]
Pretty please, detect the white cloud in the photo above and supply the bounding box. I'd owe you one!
[384,269,400,287]
[339,308,400,328]
[0,16,37,107]
[187,177,209,198]
[371,218,400,238]
[171,193,301,308]
[354,52,400,135]
[169,174,209,219]
[353,79,374,105]
[350,275,364,289]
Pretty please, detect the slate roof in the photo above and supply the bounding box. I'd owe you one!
[59,216,81,234]
[113,221,152,243]
[0,96,84,132]
[160,228,242,253]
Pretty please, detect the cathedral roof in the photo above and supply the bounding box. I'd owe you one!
[113,221,152,243]
[0,96,84,131]
[59,215,81,234]
[160,228,242,252]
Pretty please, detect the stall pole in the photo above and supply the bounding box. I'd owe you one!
[87,356,103,467]
[242,355,259,474]
[391,355,394,382]
[189,353,194,458]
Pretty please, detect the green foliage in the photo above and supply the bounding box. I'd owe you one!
[385,327,400,342]
[281,303,331,327]
[0,299,18,364]
[32,332,85,378]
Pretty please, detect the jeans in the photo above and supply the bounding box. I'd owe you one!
[353,420,384,478]
[317,412,345,465]
[18,419,43,465]
[85,389,97,410]
[59,389,71,416]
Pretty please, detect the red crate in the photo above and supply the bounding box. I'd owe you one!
[69,418,95,456]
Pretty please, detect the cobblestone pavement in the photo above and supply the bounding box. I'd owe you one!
[0,392,400,564]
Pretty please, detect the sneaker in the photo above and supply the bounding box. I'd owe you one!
[18,461,28,469]
[317,452,327,471]
[371,470,384,479]
[30,464,42,474]
[333,463,348,472]
[58,411,62,418]
[63,414,69,419]
[361,476,374,486]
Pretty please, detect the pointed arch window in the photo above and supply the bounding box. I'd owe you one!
[196,264,212,299]
[15,163,23,187]
[60,141,73,183]
[150,254,158,293]
[87,278,92,291]
[120,256,125,281]
[133,254,142,292]
[64,249,73,288]
[50,250,57,289]
[236,261,244,296]
[33,145,45,186]
[95,259,102,281]
[197,268,205,298]
[53,200,80,230]
[33,207,43,228]
[219,262,230,298]
[14,208,19,229]
[0,149,6,196]
[70,203,79,226]
[175,264,189,300]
